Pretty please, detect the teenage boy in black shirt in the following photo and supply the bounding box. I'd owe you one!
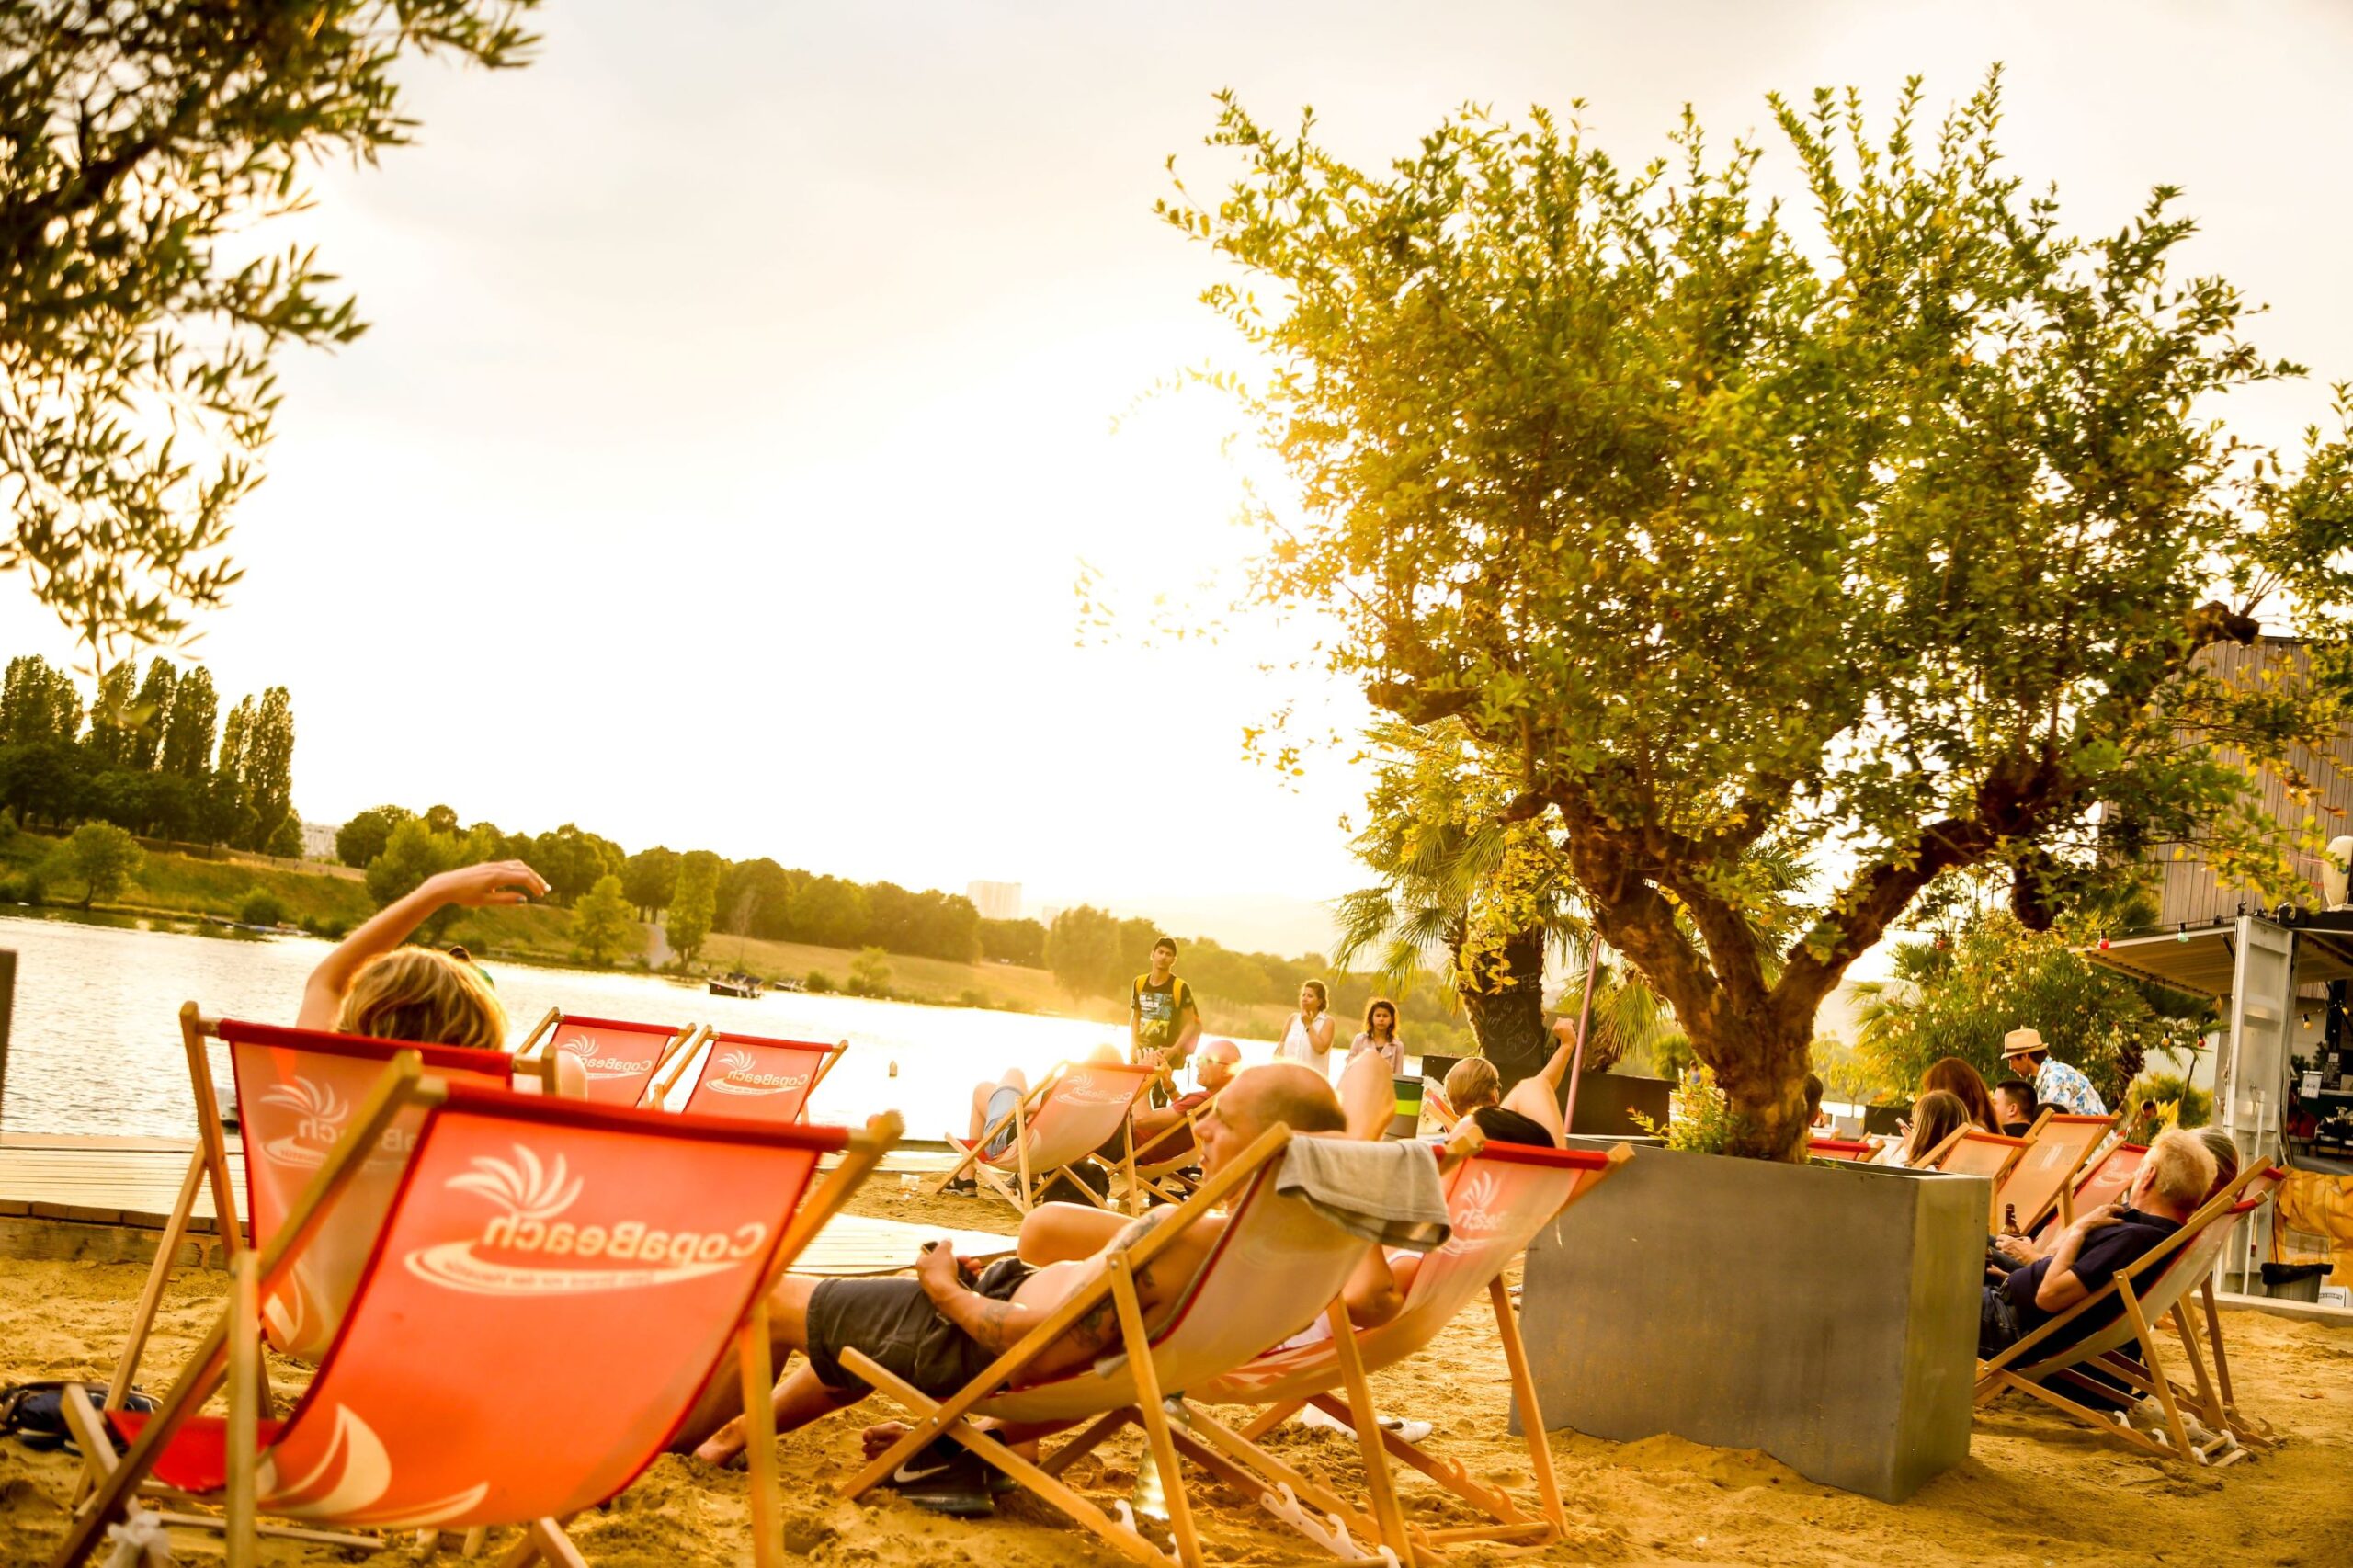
[1129,936,1200,1107]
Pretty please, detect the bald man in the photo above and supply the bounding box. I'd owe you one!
[678,1062,1349,1466]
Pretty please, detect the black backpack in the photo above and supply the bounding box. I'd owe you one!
[0,1381,156,1454]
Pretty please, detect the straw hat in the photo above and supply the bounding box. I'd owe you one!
[2001,1027,2046,1060]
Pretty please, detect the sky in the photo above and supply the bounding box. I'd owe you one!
[8,0,2353,958]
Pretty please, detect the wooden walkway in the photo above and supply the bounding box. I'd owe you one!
[0,1133,1006,1276]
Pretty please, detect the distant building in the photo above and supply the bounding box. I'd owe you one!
[967,880,1023,921]
[299,820,338,862]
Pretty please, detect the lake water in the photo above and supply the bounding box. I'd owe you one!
[0,913,1254,1141]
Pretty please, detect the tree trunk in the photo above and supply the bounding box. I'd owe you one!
[1454,925,1551,1091]
[1688,1005,1813,1161]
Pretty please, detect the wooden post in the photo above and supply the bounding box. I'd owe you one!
[0,949,15,1121]
[1111,1257,1201,1568]
[226,1252,261,1568]
[1492,1273,1566,1533]
[740,1298,780,1568]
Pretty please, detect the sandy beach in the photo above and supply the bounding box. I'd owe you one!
[4,1181,2349,1568]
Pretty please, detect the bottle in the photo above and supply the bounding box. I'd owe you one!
[2003,1202,2018,1235]
[1130,1396,1189,1520]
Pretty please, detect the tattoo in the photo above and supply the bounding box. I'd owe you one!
[971,1294,1017,1352]
[1066,1290,1122,1357]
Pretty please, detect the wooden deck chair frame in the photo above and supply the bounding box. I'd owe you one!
[846,1125,1419,1568]
[53,1051,898,1568]
[1079,1135,1632,1561]
[932,1060,1158,1215]
[1972,1164,2278,1468]
[645,1025,849,1119]
[1117,1086,1224,1209]
[101,1006,557,1431]
[1996,1112,2113,1234]
[1806,1136,1878,1163]
[1927,1127,2030,1228]
[516,1006,697,1107]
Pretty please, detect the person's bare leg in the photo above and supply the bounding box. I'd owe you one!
[696,1361,867,1468]
[1018,1201,1125,1264]
[1339,1048,1393,1140]
[672,1275,824,1456]
[1501,1029,1578,1146]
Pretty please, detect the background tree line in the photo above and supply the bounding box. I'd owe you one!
[0,653,300,856]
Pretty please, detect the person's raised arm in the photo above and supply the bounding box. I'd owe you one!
[299,860,548,1030]
[2032,1206,2123,1313]
[1499,1021,1583,1146]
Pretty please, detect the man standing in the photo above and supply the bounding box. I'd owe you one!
[2002,1027,2107,1116]
[1130,936,1201,1106]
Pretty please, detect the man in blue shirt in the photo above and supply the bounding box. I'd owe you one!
[2002,1027,2107,1116]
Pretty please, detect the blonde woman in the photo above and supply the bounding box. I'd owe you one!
[300,859,584,1096]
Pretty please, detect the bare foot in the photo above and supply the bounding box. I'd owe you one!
[861,1421,915,1460]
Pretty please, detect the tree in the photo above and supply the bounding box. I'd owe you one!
[621,846,682,921]
[0,2,541,659]
[979,916,1048,968]
[1170,77,2353,1157]
[1044,904,1125,999]
[158,665,217,778]
[336,805,413,869]
[1,655,81,744]
[786,873,870,950]
[83,663,138,766]
[667,850,721,966]
[244,687,296,850]
[265,814,303,858]
[51,821,142,909]
[571,873,637,967]
[364,816,497,945]
[528,823,624,906]
[127,659,178,770]
[848,946,893,998]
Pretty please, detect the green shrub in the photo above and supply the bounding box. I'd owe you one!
[957,988,988,1009]
[1634,1066,1747,1156]
[804,971,836,994]
[240,889,290,926]
[19,870,45,905]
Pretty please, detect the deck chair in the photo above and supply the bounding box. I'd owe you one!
[108,1008,546,1418]
[1165,1139,1630,1556]
[53,1055,897,1568]
[517,1007,695,1107]
[1927,1128,2030,1228]
[2035,1141,2147,1241]
[847,1125,1394,1568]
[1807,1136,1877,1163]
[1975,1165,2282,1468]
[1995,1113,2113,1233]
[936,1059,1161,1214]
[1115,1086,1224,1208]
[649,1027,847,1122]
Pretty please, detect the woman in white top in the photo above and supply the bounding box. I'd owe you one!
[1347,995,1404,1074]
[1276,979,1338,1081]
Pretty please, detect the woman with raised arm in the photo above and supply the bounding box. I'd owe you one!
[299,859,583,1095]
[1276,979,1339,1082]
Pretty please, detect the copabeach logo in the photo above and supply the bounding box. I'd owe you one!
[404,1143,767,1297]
[700,1047,812,1098]
[557,1028,660,1082]
[1062,1067,1145,1105]
[256,1076,415,1170]
[1436,1169,1515,1259]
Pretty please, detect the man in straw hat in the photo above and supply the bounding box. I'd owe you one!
[2002,1026,2107,1116]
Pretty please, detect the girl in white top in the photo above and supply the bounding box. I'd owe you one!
[1348,994,1404,1074]
[1276,979,1339,1081]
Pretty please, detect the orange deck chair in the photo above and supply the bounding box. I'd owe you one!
[1165,1138,1630,1557]
[935,1058,1161,1213]
[1976,1165,2283,1467]
[1927,1127,2032,1228]
[517,1007,695,1107]
[645,1027,847,1122]
[1807,1136,1878,1163]
[2035,1140,2148,1242]
[54,1055,897,1568]
[1995,1113,2115,1233]
[1114,1085,1224,1208]
[108,1009,545,1415]
[847,1125,1392,1568]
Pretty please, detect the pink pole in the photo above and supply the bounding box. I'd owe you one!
[1562,938,1602,1132]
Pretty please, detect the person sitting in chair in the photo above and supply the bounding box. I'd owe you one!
[1979,1129,2215,1358]
[1992,1078,2040,1139]
[1100,1038,1242,1170]
[1441,1019,1589,1150]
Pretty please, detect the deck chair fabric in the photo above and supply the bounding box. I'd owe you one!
[1117,1086,1222,1207]
[1179,1141,1630,1553]
[57,1066,893,1568]
[108,1011,533,1413]
[1807,1136,1877,1163]
[1995,1113,2112,1233]
[938,1060,1161,1212]
[525,1010,692,1107]
[2037,1142,2148,1240]
[1930,1129,2031,1228]
[1978,1166,2283,1466]
[847,1127,1385,1568]
[670,1029,847,1123]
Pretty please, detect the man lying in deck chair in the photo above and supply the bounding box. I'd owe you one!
[1979,1129,2215,1362]
[675,1062,1358,1478]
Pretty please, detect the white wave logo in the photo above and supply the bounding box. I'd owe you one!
[701,1048,811,1098]
[1438,1170,1511,1257]
[557,1031,657,1081]
[1063,1072,1142,1106]
[257,1402,489,1528]
[404,1143,767,1298]
[256,1076,349,1169]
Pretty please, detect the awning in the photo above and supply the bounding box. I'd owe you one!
[2082,918,2353,999]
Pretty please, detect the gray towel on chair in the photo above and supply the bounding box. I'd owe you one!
[1273,1136,1451,1253]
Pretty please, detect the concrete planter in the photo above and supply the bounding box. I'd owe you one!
[1517,1139,1985,1502]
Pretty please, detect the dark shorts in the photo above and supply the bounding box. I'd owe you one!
[803,1258,1033,1397]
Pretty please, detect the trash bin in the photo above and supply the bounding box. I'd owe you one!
[2261,1262,2328,1302]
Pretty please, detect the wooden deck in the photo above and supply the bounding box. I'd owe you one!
[0,1132,1005,1276]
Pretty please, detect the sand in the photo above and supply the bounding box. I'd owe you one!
[5,1193,2351,1567]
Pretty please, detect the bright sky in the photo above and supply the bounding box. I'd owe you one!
[6,0,2353,957]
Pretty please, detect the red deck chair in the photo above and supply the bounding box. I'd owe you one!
[2036,1141,2148,1242]
[517,1006,695,1107]
[934,1059,1161,1213]
[54,1055,897,1568]
[1171,1138,1631,1556]
[107,1008,544,1415]
[1977,1165,2283,1466]
[1995,1113,2114,1233]
[1927,1127,2031,1228]
[1807,1136,1878,1163]
[652,1028,847,1123]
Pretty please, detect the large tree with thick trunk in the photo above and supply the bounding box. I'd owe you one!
[1167,74,2353,1159]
